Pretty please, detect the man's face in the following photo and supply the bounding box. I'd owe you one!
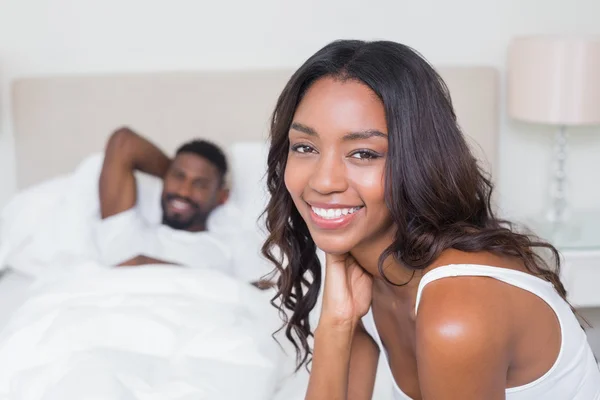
[161,153,227,232]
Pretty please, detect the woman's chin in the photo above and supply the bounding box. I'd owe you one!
[313,236,354,256]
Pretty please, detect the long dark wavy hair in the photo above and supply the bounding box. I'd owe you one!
[261,39,567,370]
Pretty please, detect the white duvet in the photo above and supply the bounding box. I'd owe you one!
[0,264,283,400]
[0,153,304,400]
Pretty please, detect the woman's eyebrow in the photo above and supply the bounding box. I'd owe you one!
[343,130,387,141]
[290,122,318,136]
[290,123,387,140]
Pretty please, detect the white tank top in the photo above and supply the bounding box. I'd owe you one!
[361,264,600,399]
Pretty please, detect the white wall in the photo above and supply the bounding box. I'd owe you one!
[0,0,599,385]
[2,0,600,216]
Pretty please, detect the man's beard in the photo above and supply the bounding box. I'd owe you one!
[161,194,209,231]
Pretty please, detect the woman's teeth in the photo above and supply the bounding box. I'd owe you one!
[311,206,362,219]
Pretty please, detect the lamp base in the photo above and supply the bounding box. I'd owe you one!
[545,125,569,227]
[523,210,600,250]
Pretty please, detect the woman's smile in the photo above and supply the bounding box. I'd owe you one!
[306,201,365,230]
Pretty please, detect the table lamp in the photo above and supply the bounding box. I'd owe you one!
[507,35,600,239]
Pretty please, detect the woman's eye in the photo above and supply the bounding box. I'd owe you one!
[349,150,380,160]
[291,144,315,154]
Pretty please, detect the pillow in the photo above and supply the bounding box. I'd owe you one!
[228,140,271,234]
[0,175,70,270]
[0,176,69,241]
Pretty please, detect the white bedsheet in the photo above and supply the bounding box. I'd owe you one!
[0,264,283,400]
[0,153,307,399]
[0,272,34,333]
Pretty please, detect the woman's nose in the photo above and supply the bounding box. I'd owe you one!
[308,153,348,195]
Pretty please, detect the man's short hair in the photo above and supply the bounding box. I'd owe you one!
[176,140,228,183]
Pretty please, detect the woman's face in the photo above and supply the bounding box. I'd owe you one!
[284,77,393,255]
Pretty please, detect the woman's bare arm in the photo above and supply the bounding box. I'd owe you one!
[416,277,511,400]
[306,322,379,400]
[348,323,380,400]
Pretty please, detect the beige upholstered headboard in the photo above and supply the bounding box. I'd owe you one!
[11,67,498,189]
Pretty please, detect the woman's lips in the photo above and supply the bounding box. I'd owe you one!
[308,203,364,230]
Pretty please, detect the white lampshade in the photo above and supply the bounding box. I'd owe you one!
[507,35,600,126]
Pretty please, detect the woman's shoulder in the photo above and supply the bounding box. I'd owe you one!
[414,251,564,389]
[414,268,515,373]
[415,267,515,336]
[425,248,528,275]
[414,251,525,349]
[412,257,528,392]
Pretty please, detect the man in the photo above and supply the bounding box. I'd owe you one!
[96,127,231,270]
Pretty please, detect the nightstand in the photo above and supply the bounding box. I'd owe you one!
[523,212,600,307]
[551,215,600,358]
[561,248,600,308]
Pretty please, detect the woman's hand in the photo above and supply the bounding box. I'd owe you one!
[320,253,373,328]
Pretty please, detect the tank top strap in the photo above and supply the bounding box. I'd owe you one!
[414,264,558,315]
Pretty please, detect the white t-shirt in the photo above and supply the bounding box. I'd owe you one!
[94,208,233,275]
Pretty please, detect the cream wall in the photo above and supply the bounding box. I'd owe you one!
[1,0,600,216]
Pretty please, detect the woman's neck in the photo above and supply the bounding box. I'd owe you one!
[349,233,422,303]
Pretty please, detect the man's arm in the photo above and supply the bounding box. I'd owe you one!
[99,127,172,219]
[250,279,276,290]
[117,254,180,267]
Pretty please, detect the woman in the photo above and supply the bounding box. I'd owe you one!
[262,40,600,399]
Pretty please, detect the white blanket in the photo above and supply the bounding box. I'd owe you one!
[0,265,283,400]
[0,154,300,399]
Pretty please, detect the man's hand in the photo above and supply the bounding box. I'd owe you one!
[117,255,180,267]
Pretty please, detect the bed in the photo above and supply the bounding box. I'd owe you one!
[3,66,499,399]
